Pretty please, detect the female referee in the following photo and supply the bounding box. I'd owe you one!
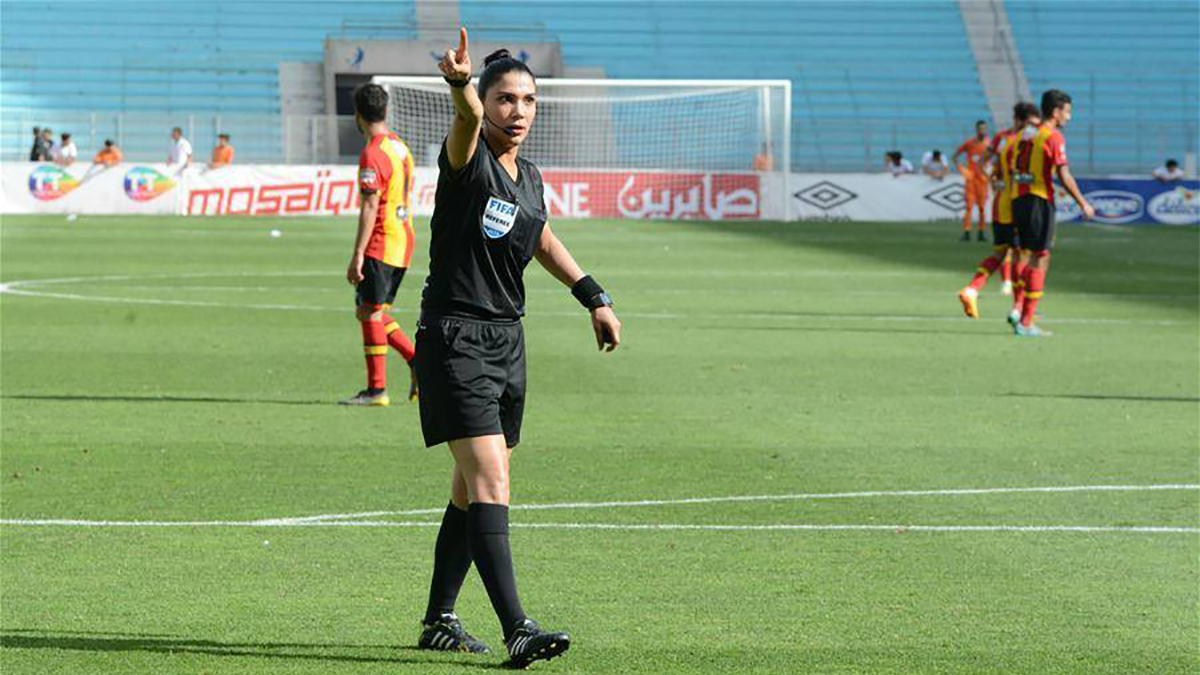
[413,28,621,668]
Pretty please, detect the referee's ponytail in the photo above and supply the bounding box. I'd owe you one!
[478,49,536,97]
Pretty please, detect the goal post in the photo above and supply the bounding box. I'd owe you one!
[374,76,792,221]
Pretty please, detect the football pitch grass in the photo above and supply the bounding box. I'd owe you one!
[1,214,1197,674]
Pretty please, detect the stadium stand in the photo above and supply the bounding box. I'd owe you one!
[462,1,990,172]
[2,1,1195,173]
[1006,0,1199,175]
[0,2,418,163]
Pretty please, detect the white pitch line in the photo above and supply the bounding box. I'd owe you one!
[2,284,1193,327]
[276,483,1200,523]
[49,283,1200,302]
[0,518,1194,534]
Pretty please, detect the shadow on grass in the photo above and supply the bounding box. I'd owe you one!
[691,219,1200,313]
[2,394,329,406]
[0,631,508,670]
[1005,392,1200,404]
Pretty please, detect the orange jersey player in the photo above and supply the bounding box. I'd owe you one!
[958,102,1040,320]
[93,139,123,166]
[341,83,418,406]
[1004,88,1095,337]
[210,134,234,168]
[953,120,991,241]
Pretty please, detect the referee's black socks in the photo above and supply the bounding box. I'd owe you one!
[424,502,473,625]
[467,503,528,639]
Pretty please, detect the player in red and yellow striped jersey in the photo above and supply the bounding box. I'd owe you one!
[957,102,1039,319]
[341,83,419,406]
[953,120,991,241]
[1005,89,1095,337]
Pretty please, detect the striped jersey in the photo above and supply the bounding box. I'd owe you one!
[990,128,1017,224]
[1008,123,1067,204]
[358,131,416,268]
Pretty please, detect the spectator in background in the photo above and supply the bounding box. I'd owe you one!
[885,151,914,176]
[1152,159,1185,182]
[209,133,234,169]
[922,150,950,180]
[167,127,193,170]
[94,139,123,166]
[44,128,59,159]
[55,133,78,166]
[752,142,773,172]
[29,126,50,161]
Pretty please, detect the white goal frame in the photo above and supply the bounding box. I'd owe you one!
[374,76,792,220]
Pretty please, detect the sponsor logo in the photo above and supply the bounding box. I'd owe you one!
[185,170,358,216]
[923,183,966,212]
[793,181,856,211]
[28,165,80,201]
[124,167,176,202]
[1146,187,1200,226]
[358,168,377,187]
[482,196,519,238]
[1082,190,1143,224]
[540,171,759,221]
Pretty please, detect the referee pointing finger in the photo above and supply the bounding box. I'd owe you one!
[414,28,621,668]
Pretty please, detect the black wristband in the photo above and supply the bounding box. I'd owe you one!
[571,275,612,310]
[444,76,469,88]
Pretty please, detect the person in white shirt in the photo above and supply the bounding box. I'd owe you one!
[885,151,914,177]
[54,133,78,166]
[167,127,193,170]
[1152,159,1185,183]
[921,150,950,180]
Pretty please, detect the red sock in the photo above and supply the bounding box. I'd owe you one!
[968,255,1002,291]
[999,251,1012,282]
[1011,257,1028,308]
[381,314,416,364]
[1021,266,1047,327]
[361,319,388,390]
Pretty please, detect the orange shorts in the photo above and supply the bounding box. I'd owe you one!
[965,180,988,206]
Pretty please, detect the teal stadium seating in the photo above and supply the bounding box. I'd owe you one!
[0,1,418,163]
[2,1,1195,173]
[1007,0,1199,174]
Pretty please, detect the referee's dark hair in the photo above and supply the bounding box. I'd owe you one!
[478,49,535,97]
[1041,89,1072,120]
[354,84,389,123]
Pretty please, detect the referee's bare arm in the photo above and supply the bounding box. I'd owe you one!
[535,224,622,352]
[438,27,483,170]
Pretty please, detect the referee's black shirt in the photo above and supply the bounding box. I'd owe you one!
[421,135,548,322]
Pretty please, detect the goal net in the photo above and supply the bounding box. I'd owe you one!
[374,76,791,221]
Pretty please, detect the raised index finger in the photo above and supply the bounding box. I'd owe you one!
[456,27,468,60]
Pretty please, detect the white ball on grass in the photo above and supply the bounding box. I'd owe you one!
[269,229,282,238]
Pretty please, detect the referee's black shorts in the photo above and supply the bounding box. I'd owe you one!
[1012,194,1056,252]
[355,256,406,309]
[414,315,526,449]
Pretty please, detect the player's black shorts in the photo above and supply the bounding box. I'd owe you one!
[414,315,526,449]
[1012,194,1056,252]
[355,256,406,308]
[992,221,1018,247]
